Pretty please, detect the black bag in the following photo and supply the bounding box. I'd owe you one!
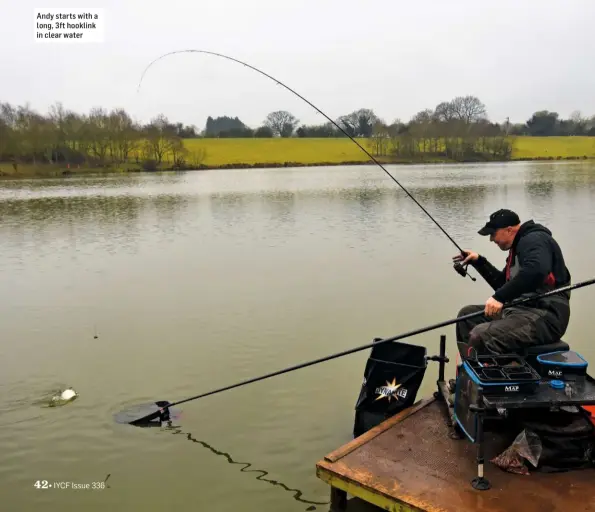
[509,407,595,473]
[353,339,427,438]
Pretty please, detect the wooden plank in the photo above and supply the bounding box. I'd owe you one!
[324,397,435,463]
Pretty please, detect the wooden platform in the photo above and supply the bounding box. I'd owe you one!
[316,396,595,512]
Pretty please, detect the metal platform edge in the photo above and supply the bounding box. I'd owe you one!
[315,397,437,512]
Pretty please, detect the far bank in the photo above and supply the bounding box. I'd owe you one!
[1,136,594,179]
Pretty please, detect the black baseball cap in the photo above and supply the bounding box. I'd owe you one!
[478,209,520,236]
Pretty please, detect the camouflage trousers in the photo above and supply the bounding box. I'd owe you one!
[455,304,557,357]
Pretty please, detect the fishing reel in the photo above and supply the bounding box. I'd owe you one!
[453,261,476,282]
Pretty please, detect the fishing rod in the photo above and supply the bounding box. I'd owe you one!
[119,277,594,425]
[136,49,475,281]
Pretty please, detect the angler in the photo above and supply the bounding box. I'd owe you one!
[129,49,594,431]
[453,208,571,357]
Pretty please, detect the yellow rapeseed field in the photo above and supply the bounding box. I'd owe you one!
[510,136,595,159]
[181,138,368,165]
[178,136,595,166]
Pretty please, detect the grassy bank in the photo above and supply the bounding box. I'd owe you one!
[1,136,594,179]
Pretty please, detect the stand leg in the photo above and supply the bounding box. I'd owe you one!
[470,387,491,491]
[434,334,447,402]
[438,334,446,383]
[330,487,347,511]
[433,334,463,439]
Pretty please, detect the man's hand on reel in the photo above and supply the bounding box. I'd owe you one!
[453,250,479,265]
[452,250,478,281]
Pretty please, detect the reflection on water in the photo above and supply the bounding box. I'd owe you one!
[525,161,595,200]
[151,194,190,224]
[0,176,494,259]
[525,178,554,201]
[2,160,595,512]
[261,190,297,228]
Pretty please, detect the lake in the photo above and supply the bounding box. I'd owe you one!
[2,160,595,511]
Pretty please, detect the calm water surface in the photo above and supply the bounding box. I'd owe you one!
[2,161,595,511]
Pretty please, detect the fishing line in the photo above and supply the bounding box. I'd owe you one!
[159,421,329,509]
[136,49,470,265]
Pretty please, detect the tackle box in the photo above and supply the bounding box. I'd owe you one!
[453,355,541,442]
[536,350,588,381]
[460,355,542,396]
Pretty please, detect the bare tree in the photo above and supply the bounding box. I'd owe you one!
[84,107,112,164]
[14,105,55,164]
[569,110,587,134]
[107,108,140,163]
[264,111,299,137]
[433,101,456,123]
[409,109,435,153]
[450,96,487,124]
[144,114,176,164]
[369,121,390,156]
[188,148,207,168]
[169,137,188,168]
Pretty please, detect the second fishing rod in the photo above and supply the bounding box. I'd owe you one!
[136,49,476,282]
[124,276,595,425]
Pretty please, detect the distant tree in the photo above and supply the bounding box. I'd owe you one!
[526,111,559,136]
[450,96,487,124]
[143,114,177,164]
[296,122,337,137]
[174,122,198,138]
[433,101,456,123]
[569,111,587,135]
[369,121,391,156]
[338,108,379,137]
[169,137,188,168]
[264,111,299,137]
[106,108,141,163]
[408,109,435,153]
[509,123,528,135]
[254,125,274,138]
[85,107,111,164]
[205,116,248,137]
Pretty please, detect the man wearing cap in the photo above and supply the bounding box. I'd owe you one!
[452,209,571,357]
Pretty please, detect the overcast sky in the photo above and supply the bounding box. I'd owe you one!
[2,0,594,130]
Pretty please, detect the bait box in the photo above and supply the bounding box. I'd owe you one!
[461,355,541,396]
[536,350,588,382]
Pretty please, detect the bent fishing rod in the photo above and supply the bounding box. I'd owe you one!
[136,49,475,281]
[124,277,594,425]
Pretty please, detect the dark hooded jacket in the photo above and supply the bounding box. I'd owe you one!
[470,220,571,339]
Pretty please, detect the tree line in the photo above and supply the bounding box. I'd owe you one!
[0,103,206,171]
[203,104,595,139]
[1,97,594,169]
